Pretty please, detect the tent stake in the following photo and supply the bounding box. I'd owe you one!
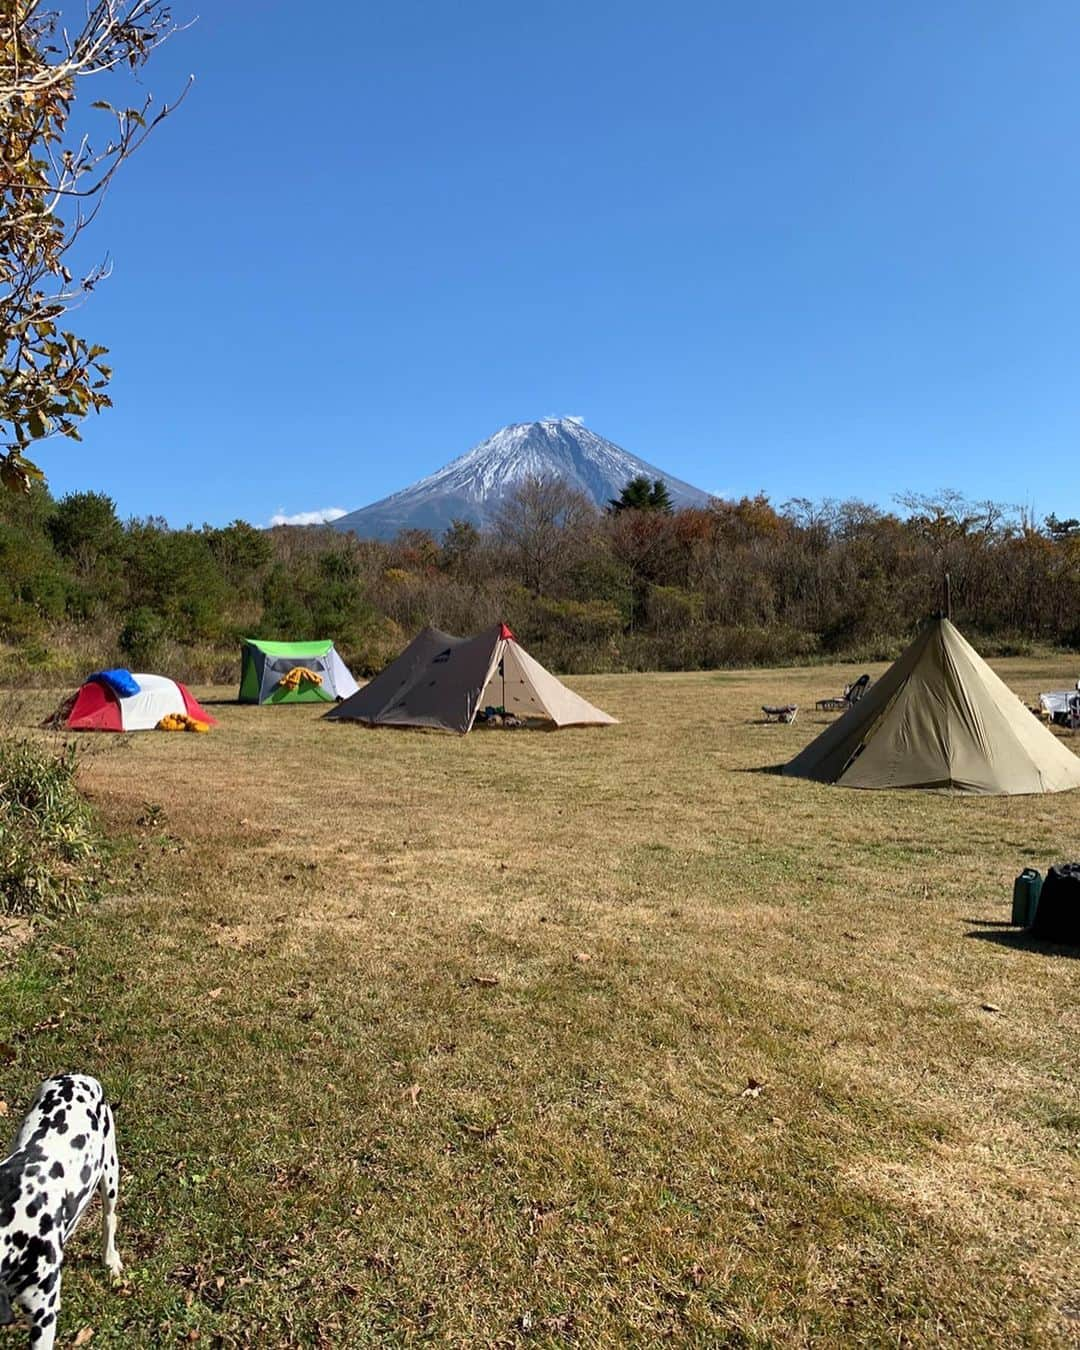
[944,571,952,621]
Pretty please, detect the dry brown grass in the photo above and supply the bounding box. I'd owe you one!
[1,658,1079,1346]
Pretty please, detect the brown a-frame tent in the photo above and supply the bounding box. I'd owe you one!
[325,623,617,734]
[784,617,1080,794]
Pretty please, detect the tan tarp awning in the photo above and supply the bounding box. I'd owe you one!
[784,617,1080,794]
[325,624,617,733]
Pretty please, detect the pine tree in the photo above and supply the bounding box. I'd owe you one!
[608,475,674,514]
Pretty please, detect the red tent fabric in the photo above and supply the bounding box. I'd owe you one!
[66,680,118,731]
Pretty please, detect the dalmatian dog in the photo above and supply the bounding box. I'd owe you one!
[0,1075,121,1348]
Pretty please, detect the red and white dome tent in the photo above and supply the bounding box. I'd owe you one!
[58,672,217,732]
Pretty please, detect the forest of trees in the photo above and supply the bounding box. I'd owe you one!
[2,477,1079,688]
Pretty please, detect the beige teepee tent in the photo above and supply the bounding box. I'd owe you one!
[325,623,617,733]
[784,617,1080,794]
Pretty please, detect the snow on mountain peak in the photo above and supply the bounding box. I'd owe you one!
[333,418,712,540]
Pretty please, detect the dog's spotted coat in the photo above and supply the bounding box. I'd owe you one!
[0,1075,121,1348]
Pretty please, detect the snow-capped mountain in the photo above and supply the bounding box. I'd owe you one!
[333,418,713,539]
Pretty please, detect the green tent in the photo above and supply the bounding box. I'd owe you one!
[238,639,360,705]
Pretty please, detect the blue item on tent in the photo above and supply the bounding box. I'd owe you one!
[88,668,141,698]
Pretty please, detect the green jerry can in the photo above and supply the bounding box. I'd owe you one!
[1011,869,1043,928]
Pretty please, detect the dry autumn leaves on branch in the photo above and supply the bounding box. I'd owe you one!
[0,0,189,490]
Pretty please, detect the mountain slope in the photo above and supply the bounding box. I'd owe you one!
[333,419,713,539]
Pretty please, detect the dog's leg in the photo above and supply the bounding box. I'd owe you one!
[15,1273,60,1350]
[99,1106,122,1279]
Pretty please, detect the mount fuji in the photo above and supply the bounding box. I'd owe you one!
[333,418,713,539]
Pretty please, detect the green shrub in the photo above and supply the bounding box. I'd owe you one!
[0,738,104,916]
[973,632,1035,659]
[119,606,166,667]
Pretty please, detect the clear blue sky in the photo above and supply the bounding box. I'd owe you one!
[47,1,1080,527]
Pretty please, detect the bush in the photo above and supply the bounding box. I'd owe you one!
[119,606,166,667]
[0,738,104,916]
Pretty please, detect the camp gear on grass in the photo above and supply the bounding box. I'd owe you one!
[238,639,359,704]
[326,623,616,733]
[1038,688,1080,727]
[816,673,871,711]
[1011,869,1043,927]
[784,617,1080,794]
[1029,864,1080,944]
[762,705,798,723]
[157,713,211,733]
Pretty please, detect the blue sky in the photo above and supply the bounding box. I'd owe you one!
[47,1,1080,527]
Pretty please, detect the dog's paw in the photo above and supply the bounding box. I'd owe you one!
[105,1254,124,1280]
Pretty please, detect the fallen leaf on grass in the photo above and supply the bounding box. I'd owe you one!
[0,1101,8,1117]
[980,1003,1001,1014]
[740,1078,765,1098]
[400,1083,421,1108]
[528,1204,562,1234]
[0,1043,14,1065]
[73,1329,94,1346]
[459,1118,505,1139]
[572,951,592,964]
[472,975,500,987]
[206,987,224,1001]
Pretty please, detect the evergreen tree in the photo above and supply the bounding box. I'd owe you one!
[608,475,674,514]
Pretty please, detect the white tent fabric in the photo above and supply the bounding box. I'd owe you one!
[117,674,192,731]
[326,647,360,699]
[326,624,617,733]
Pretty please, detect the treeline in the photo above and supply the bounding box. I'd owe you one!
[2,478,1079,686]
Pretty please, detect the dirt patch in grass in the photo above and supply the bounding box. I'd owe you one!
[1,660,1078,1345]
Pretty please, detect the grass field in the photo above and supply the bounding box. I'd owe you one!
[2,658,1079,1347]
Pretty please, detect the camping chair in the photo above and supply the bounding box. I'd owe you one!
[816,673,870,711]
[762,704,798,724]
[846,673,870,705]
